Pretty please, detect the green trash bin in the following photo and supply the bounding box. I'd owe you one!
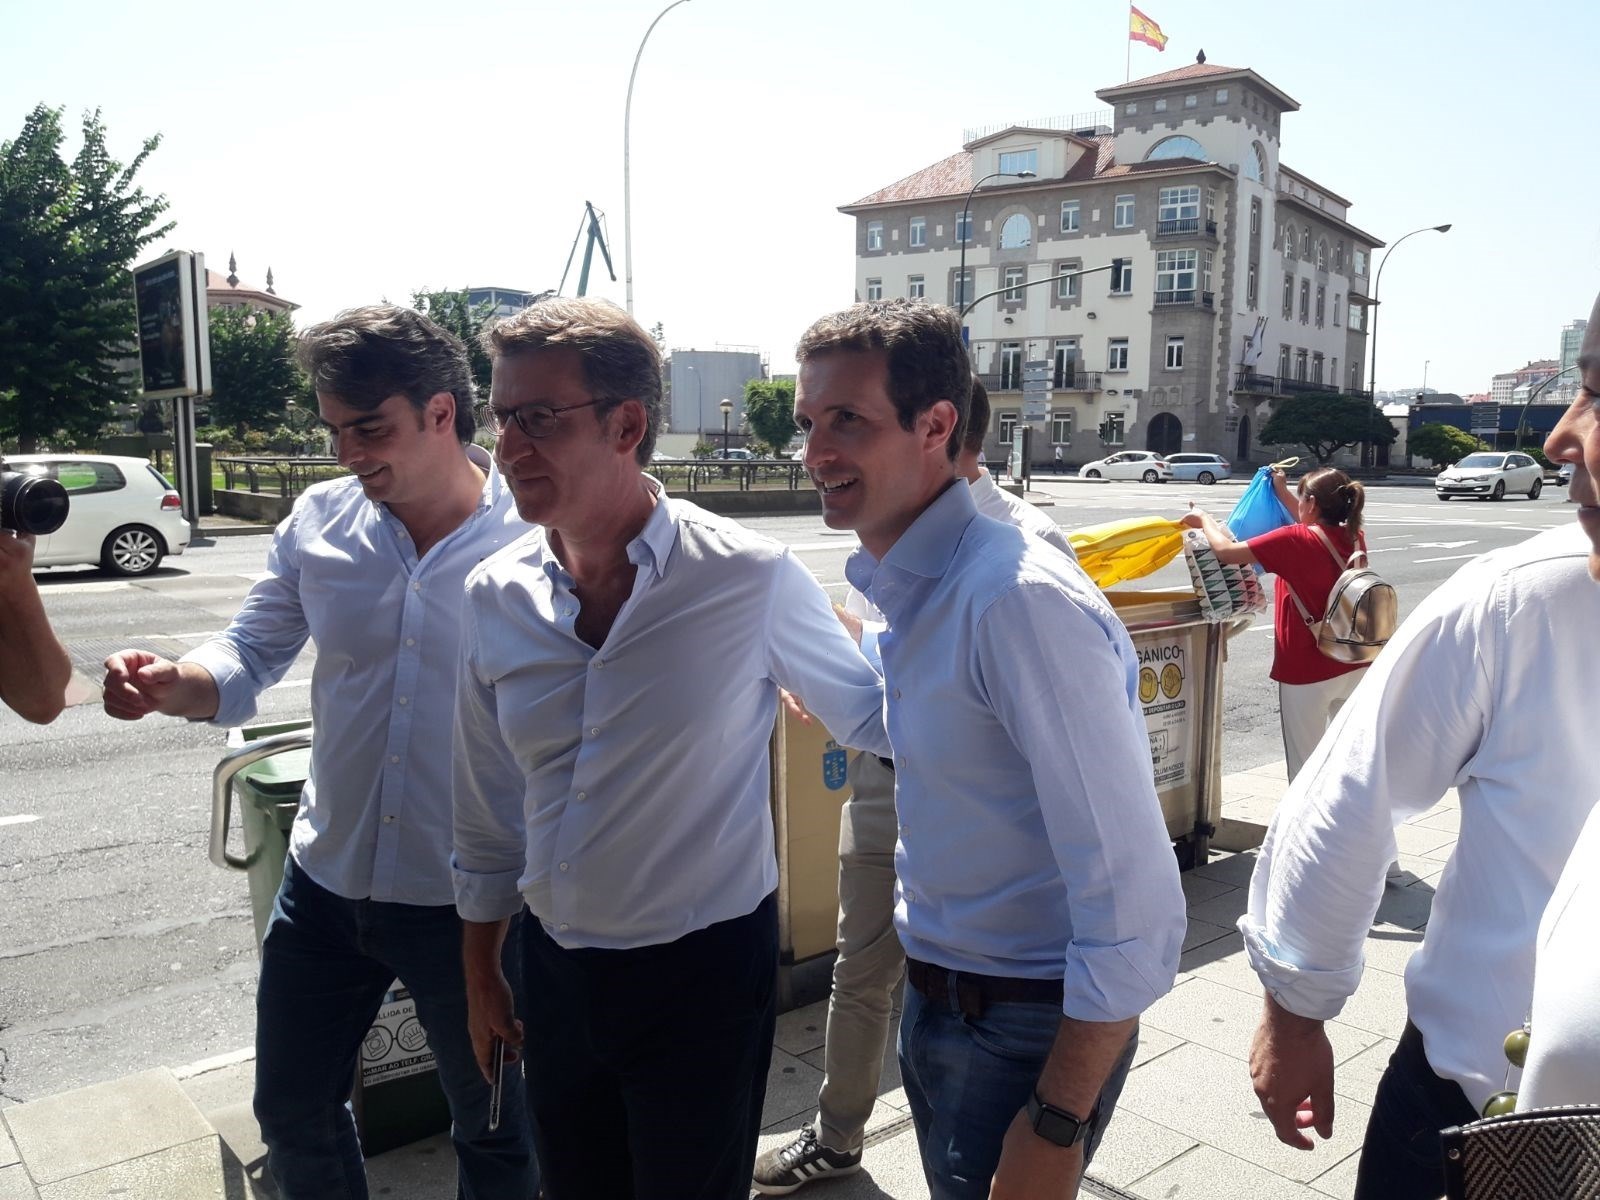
[209,720,452,1155]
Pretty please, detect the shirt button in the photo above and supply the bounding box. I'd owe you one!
[905,890,916,903]
[559,862,569,872]
[559,923,570,932]
[576,791,587,802]
[411,582,421,592]
[405,638,416,647]
[898,755,908,768]
[590,727,599,737]
[398,697,408,706]
[593,659,604,668]
[384,815,395,823]
[390,755,400,764]
[893,688,902,700]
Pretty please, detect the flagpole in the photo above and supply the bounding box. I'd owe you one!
[1126,0,1132,81]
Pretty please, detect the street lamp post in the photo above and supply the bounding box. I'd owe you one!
[719,397,732,457]
[1364,222,1451,464]
[958,169,1036,315]
[623,0,692,316]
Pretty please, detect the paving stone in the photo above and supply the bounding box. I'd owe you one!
[1388,854,1446,887]
[1184,887,1251,929]
[1373,883,1435,932]
[1332,1037,1398,1106]
[1222,792,1283,825]
[1140,977,1378,1067]
[5,1070,213,1185]
[773,998,830,1057]
[1132,1024,1182,1069]
[1183,918,1235,955]
[1358,923,1424,978]
[0,1126,16,1169]
[37,1137,225,1200]
[1116,1043,1370,1184]
[758,1105,926,1198]
[799,1016,903,1111]
[0,1166,37,1200]
[1408,806,1461,834]
[1084,1109,1196,1189]
[1180,873,1237,908]
[1180,930,1247,982]
[760,1048,827,1128]
[1188,849,1261,888]
[1308,1148,1363,1198]
[1326,964,1409,1040]
[1129,1144,1332,1198]
[1391,824,1457,859]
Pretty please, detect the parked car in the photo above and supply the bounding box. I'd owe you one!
[706,447,758,460]
[1558,462,1574,486]
[1164,452,1233,485]
[1434,451,1543,502]
[1077,451,1173,483]
[6,454,190,575]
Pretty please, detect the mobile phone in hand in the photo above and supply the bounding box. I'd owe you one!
[488,1035,505,1132]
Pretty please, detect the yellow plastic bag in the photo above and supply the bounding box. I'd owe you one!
[1068,516,1185,589]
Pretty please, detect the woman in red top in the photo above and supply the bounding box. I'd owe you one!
[1182,466,1370,780]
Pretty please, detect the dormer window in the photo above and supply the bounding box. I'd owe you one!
[1145,135,1207,162]
[998,149,1037,176]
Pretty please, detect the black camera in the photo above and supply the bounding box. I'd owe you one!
[1,471,70,536]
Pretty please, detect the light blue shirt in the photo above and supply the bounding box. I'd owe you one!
[184,449,525,906]
[451,492,890,949]
[845,481,1185,1023]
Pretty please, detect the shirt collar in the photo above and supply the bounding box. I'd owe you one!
[967,470,999,505]
[540,473,678,583]
[844,477,977,598]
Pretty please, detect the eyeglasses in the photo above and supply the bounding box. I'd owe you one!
[482,398,606,439]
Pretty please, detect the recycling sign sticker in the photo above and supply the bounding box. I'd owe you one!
[1136,635,1193,792]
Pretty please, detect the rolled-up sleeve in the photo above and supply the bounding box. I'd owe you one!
[451,589,530,923]
[977,583,1187,1021]
[765,550,889,758]
[181,507,309,728]
[1240,572,1496,1020]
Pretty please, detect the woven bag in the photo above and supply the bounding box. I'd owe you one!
[1441,1105,1600,1199]
[1182,528,1266,623]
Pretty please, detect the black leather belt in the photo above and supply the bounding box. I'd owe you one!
[905,956,1064,1018]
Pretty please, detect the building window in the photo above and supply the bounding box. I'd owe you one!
[1295,349,1308,381]
[1247,264,1258,309]
[953,269,973,307]
[1003,266,1026,301]
[1158,186,1201,225]
[1154,98,1168,113]
[1312,352,1324,384]
[1245,141,1267,183]
[1282,275,1294,318]
[1155,249,1197,303]
[1110,259,1133,294]
[956,211,973,244]
[1333,294,1341,326]
[1107,339,1130,371]
[999,412,1017,444]
[1353,249,1368,276]
[1053,339,1081,386]
[1350,363,1362,391]
[1114,194,1135,228]
[1166,336,1185,370]
[1051,410,1073,443]
[1331,357,1339,387]
[1278,345,1291,377]
[1315,285,1326,327]
[1125,102,1138,115]
[1184,94,1197,108]
[866,221,883,251]
[1348,302,1365,332]
[1000,213,1032,249]
[1250,197,1260,238]
[998,149,1038,176]
[1060,200,1080,232]
[1317,240,1328,271]
[866,278,883,302]
[1299,279,1310,324]
[1284,227,1297,258]
[1000,342,1023,389]
[1104,412,1126,445]
[908,275,925,300]
[1205,188,1216,225]
[1145,135,1208,161]
[909,218,926,248]
[1203,250,1214,297]
[1215,88,1229,103]
[1056,263,1077,299]
[1335,241,1345,272]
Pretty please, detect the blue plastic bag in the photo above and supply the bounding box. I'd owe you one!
[1227,465,1294,542]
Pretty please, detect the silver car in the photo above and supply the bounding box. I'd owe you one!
[1164,452,1233,485]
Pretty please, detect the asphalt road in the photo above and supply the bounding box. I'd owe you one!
[0,481,1582,1104]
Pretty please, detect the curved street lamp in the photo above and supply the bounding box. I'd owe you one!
[957,169,1036,314]
[719,397,733,457]
[1364,222,1451,464]
[623,0,692,315]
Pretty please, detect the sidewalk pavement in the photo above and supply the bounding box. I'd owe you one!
[0,759,1453,1199]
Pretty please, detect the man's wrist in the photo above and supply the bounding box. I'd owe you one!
[1263,991,1325,1036]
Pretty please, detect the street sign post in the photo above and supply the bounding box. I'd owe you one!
[132,251,211,525]
[1022,359,1051,423]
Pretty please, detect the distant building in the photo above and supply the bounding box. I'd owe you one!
[466,287,546,321]
[1560,320,1588,374]
[664,348,767,437]
[206,254,297,316]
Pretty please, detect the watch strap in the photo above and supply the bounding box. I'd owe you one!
[1026,1090,1091,1148]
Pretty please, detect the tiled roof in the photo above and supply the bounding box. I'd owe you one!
[1100,156,1209,177]
[1111,62,1240,88]
[844,135,1121,209]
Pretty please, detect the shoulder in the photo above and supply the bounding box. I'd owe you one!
[960,516,1111,622]
[663,498,788,567]
[291,475,365,519]
[466,525,548,593]
[1459,525,1597,608]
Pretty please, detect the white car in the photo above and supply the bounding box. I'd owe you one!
[1434,451,1543,502]
[1078,451,1174,483]
[8,454,191,574]
[1164,452,1233,485]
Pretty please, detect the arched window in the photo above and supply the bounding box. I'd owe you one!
[1243,141,1267,183]
[1000,213,1032,249]
[1145,135,1208,162]
[1284,227,1297,259]
[1317,239,1328,270]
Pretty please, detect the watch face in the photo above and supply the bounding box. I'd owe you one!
[1030,1094,1089,1147]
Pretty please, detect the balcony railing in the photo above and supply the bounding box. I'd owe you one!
[1154,289,1196,306]
[979,370,1103,394]
[1154,218,1218,239]
[1232,372,1373,401]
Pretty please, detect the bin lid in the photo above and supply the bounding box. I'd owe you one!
[237,748,311,800]
[1107,588,1205,629]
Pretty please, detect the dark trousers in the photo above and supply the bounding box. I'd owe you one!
[519,893,779,1200]
[1354,1020,1478,1200]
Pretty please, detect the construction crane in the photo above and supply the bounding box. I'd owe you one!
[557,201,617,298]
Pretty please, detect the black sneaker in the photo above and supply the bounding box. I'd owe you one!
[752,1124,863,1194]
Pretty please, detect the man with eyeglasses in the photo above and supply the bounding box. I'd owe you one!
[102,305,539,1199]
[452,296,889,1199]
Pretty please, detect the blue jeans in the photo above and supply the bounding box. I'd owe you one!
[254,857,538,1199]
[1353,1020,1477,1200]
[898,979,1137,1200]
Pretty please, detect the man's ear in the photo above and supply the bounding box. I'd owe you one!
[607,398,649,458]
[424,391,457,434]
[923,399,961,455]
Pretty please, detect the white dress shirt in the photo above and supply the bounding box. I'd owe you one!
[968,470,1078,561]
[1241,524,1600,1108]
[845,481,1186,1023]
[184,447,525,906]
[451,491,889,949]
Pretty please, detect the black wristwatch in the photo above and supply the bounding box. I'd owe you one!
[1026,1091,1091,1148]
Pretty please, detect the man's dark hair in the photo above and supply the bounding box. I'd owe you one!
[297,305,477,442]
[962,377,990,457]
[794,300,971,460]
[483,297,662,466]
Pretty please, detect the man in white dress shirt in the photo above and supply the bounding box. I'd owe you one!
[791,300,1185,1200]
[101,306,537,1199]
[451,297,889,1200]
[1242,291,1600,1198]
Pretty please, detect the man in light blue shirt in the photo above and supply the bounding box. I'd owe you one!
[451,297,889,1200]
[792,300,1186,1200]
[102,306,537,1200]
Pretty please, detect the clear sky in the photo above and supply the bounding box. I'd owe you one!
[5,0,1597,395]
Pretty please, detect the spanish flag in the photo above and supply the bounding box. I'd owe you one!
[1130,5,1168,50]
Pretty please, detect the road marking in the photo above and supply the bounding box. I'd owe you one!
[1409,541,1476,550]
[0,814,40,827]
[268,678,313,691]
[1414,553,1479,564]
[785,540,857,552]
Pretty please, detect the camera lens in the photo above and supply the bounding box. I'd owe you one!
[0,472,70,537]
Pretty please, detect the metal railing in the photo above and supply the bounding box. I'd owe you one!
[649,459,810,492]
[1231,373,1373,401]
[961,109,1113,144]
[1154,218,1218,239]
[979,370,1104,395]
[216,456,344,498]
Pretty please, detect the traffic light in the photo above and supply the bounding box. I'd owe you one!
[1109,258,1127,292]
[1098,418,1113,442]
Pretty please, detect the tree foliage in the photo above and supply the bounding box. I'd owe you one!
[1408,422,1485,468]
[0,105,173,451]
[206,306,307,431]
[411,289,496,401]
[1258,394,1397,465]
[742,378,797,456]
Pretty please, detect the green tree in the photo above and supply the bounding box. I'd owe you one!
[0,105,173,451]
[1258,394,1397,465]
[411,289,495,399]
[1408,422,1486,468]
[742,378,797,456]
[206,306,307,431]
